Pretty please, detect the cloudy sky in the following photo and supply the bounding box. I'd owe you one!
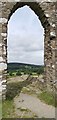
[7,5,44,65]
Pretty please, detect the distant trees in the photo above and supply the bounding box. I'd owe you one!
[9,72,13,76]
[8,63,44,77]
[37,67,44,75]
[24,72,26,75]
[16,70,22,76]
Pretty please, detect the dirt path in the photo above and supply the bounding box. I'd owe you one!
[14,93,55,118]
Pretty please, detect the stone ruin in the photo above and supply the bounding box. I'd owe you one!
[0,0,57,99]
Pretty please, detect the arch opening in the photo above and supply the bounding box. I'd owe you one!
[8,2,49,28]
[7,1,51,92]
[7,5,44,66]
[7,4,46,102]
[1,2,56,103]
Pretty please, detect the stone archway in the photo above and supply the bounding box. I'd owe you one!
[0,1,56,99]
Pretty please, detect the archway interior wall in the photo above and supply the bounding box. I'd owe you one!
[0,1,56,99]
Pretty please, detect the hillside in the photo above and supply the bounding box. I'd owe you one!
[7,62,44,74]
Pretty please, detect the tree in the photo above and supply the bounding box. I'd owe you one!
[16,70,22,76]
[9,72,13,76]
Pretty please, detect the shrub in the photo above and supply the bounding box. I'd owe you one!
[9,72,13,76]
[16,71,22,76]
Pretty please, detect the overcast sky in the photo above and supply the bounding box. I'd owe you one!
[7,5,44,65]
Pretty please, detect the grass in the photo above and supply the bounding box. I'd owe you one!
[17,107,38,118]
[22,85,57,107]
[6,82,22,100]
[0,100,2,119]
[2,100,16,118]
[22,86,36,96]
[20,82,57,107]
[21,80,42,96]
[6,75,35,100]
[37,91,57,107]
[7,75,57,107]
[2,100,37,118]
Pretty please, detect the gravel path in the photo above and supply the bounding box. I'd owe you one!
[14,93,55,118]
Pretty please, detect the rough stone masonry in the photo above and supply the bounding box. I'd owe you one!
[0,0,57,99]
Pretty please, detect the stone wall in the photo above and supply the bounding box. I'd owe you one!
[0,0,57,99]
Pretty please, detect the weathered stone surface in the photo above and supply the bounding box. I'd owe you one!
[0,0,57,99]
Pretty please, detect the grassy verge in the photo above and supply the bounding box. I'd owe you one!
[2,100,16,118]
[6,78,57,107]
[6,77,35,100]
[37,91,57,107]
[2,99,38,118]
[0,101,2,119]
[22,86,57,107]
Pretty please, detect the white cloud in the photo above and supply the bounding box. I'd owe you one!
[7,5,44,65]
